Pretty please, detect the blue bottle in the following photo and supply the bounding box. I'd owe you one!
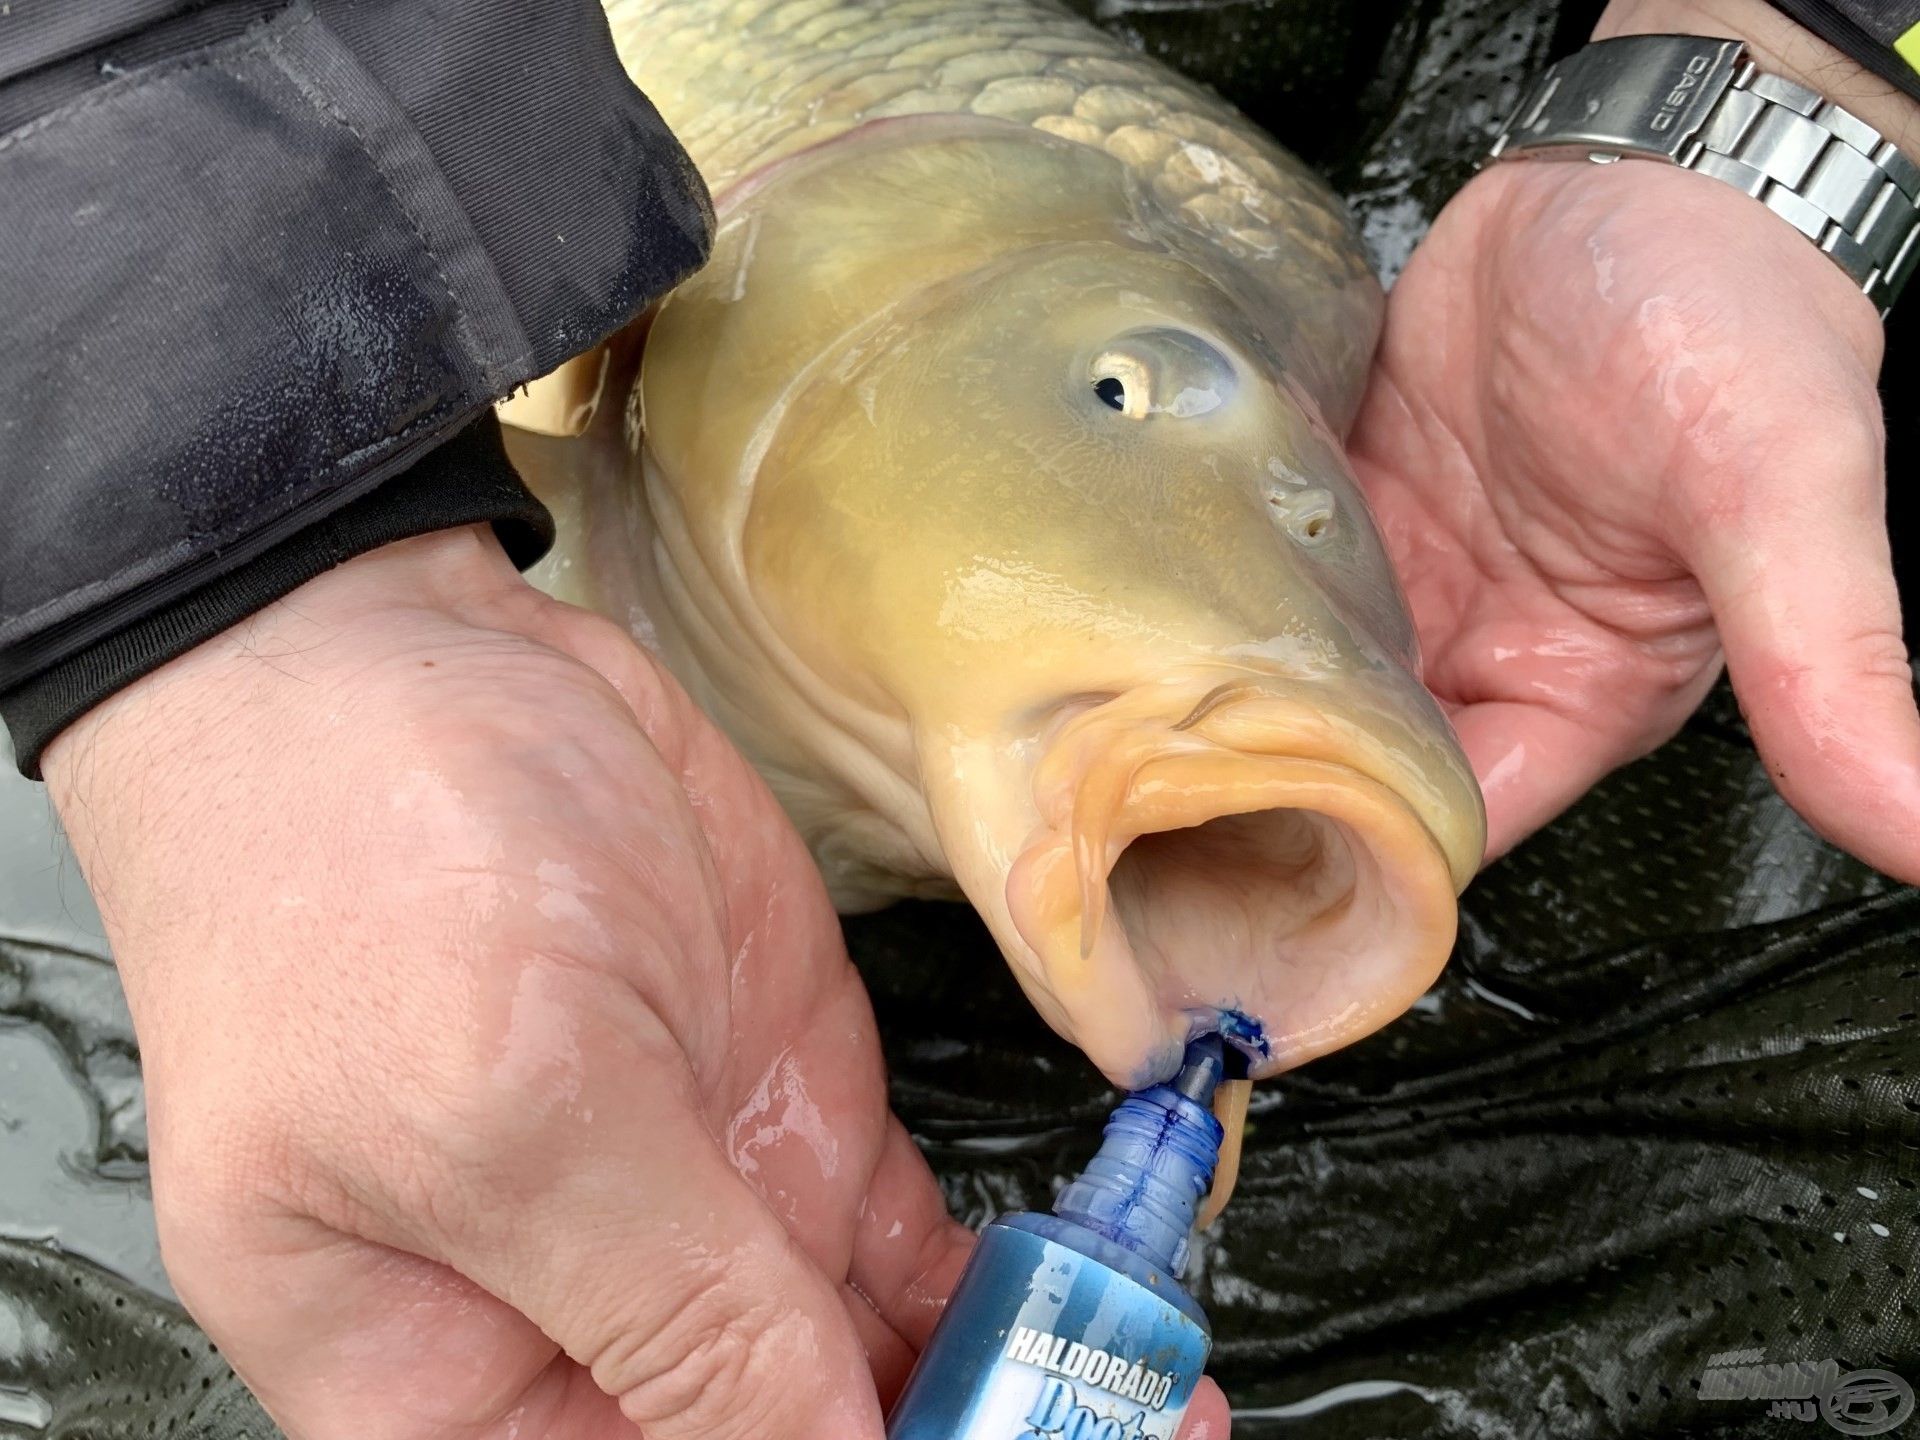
[887,1036,1227,1439]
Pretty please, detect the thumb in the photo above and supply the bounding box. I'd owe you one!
[1683,408,1920,883]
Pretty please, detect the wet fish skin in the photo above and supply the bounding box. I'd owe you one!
[602,0,1381,428]
[509,0,1486,1088]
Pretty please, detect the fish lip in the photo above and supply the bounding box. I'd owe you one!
[1002,679,1480,1087]
[1029,676,1484,886]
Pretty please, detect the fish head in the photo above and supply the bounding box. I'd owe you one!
[739,237,1484,1086]
[628,122,1483,1087]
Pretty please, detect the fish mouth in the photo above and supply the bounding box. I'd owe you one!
[1002,679,1479,1086]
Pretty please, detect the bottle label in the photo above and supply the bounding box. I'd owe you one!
[990,1325,1189,1437]
[887,1223,1209,1440]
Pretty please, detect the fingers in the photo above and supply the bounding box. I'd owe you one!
[161,1083,888,1440]
[1442,701,1578,861]
[1179,1377,1233,1438]
[1444,613,1722,861]
[1680,417,1920,884]
[158,1219,626,1440]
[208,950,900,1440]
[1447,698,1666,860]
[846,1118,976,1395]
[425,1081,889,1440]
[163,1023,959,1440]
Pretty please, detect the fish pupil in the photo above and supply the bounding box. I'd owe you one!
[1093,376,1127,412]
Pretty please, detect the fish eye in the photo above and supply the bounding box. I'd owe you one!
[1089,328,1234,421]
[1089,350,1153,419]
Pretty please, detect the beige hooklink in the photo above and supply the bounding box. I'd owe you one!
[1198,1077,1251,1230]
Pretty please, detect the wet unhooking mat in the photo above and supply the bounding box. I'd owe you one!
[3,1,1917,1435]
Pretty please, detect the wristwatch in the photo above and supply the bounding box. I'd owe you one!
[1486,34,1918,318]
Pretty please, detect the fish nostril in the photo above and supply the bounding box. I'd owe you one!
[1267,485,1336,547]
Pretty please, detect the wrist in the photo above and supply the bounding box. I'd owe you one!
[41,527,529,803]
[1596,0,1920,157]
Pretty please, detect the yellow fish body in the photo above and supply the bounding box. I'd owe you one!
[505,0,1487,1089]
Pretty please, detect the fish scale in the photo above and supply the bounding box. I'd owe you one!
[602,0,1370,288]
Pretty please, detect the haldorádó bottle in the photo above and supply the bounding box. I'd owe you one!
[887,1036,1227,1439]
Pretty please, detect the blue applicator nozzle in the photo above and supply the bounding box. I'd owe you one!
[1051,1035,1229,1280]
[1171,1032,1228,1104]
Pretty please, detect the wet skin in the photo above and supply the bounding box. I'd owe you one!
[520,121,1487,1092]
[494,0,1503,1095]
[1354,157,1916,879]
[42,529,1231,1440]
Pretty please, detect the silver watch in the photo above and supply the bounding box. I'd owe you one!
[1487,34,1919,318]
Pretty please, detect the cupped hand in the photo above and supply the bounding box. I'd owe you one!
[44,527,973,1438]
[1352,156,1917,876]
[46,527,1233,1439]
[40,528,1010,1440]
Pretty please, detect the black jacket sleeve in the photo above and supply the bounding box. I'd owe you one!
[0,0,714,775]
[1767,0,1920,100]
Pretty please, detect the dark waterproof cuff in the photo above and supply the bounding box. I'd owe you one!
[0,414,553,779]
[1767,0,1920,100]
[0,0,710,692]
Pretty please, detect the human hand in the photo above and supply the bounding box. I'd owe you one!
[45,526,1233,1439]
[1351,0,1920,877]
[41,527,996,1440]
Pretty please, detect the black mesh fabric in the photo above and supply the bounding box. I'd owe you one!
[1,2,1916,1437]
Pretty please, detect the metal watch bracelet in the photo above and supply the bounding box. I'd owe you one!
[1487,34,1919,317]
